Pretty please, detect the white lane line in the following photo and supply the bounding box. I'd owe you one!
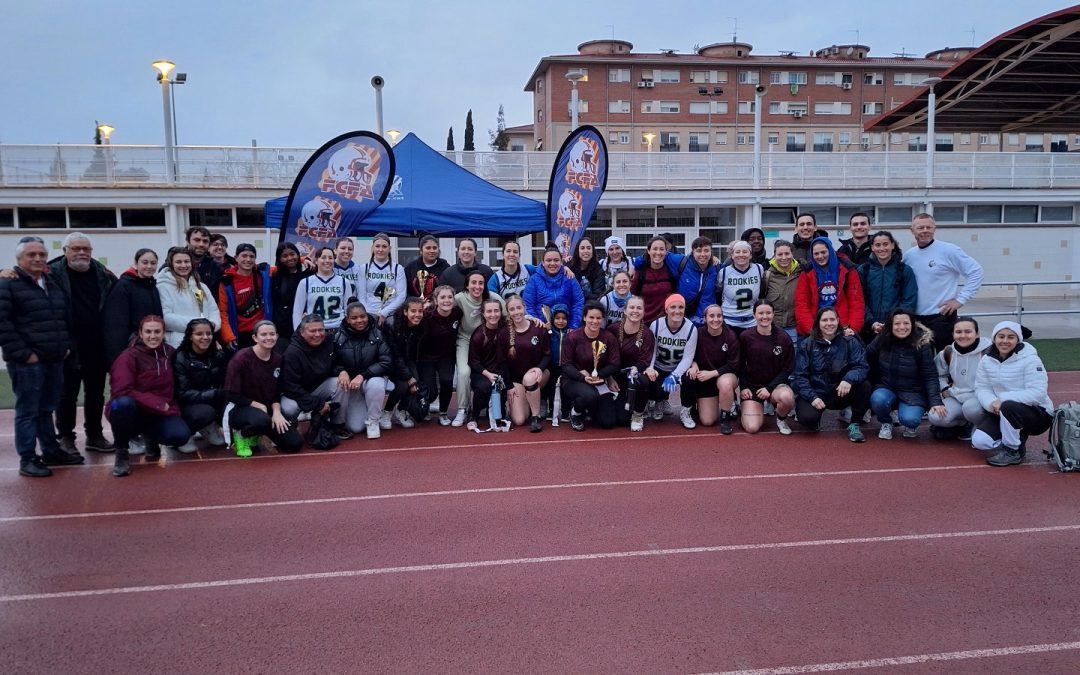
[1,523,1077,603]
[705,640,1080,674]
[0,464,988,523]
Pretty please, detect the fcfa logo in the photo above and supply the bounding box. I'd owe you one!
[565,136,600,191]
[319,143,380,201]
[297,196,342,242]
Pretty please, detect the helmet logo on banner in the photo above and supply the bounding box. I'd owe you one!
[566,137,600,190]
[297,196,342,243]
[320,143,380,201]
[387,175,405,200]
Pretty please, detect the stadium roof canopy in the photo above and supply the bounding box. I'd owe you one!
[866,5,1080,133]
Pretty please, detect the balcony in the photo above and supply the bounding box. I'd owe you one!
[3,144,1080,192]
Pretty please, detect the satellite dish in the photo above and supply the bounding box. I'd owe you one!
[846,46,854,56]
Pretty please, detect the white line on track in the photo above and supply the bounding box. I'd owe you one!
[0,464,988,523]
[703,640,1080,673]
[1,523,1077,603]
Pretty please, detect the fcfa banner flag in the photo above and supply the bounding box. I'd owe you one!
[547,126,608,261]
[279,131,395,258]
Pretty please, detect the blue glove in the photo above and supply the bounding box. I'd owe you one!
[662,374,678,393]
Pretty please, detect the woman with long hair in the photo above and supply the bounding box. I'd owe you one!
[224,320,302,457]
[359,232,406,327]
[381,296,426,428]
[791,306,871,442]
[644,294,698,424]
[632,236,677,323]
[452,271,505,426]
[866,308,943,440]
[682,304,740,433]
[332,236,361,293]
[568,237,606,301]
[738,300,796,435]
[762,240,802,341]
[972,321,1054,466]
[500,294,550,432]
[794,237,865,338]
[559,301,621,431]
[106,315,191,477]
[857,230,919,344]
[466,298,507,431]
[928,317,990,439]
[599,270,632,328]
[217,243,273,350]
[270,242,312,348]
[609,295,655,432]
[488,240,534,299]
[173,318,229,450]
[600,235,629,291]
[419,285,463,426]
[102,248,163,364]
[157,246,220,348]
[292,246,355,332]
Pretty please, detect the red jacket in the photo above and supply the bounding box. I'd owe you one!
[794,264,865,336]
[106,342,180,419]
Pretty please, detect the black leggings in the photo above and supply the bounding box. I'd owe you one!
[419,359,456,413]
[612,370,649,425]
[795,380,872,431]
[470,372,495,422]
[229,404,304,453]
[181,402,223,432]
[560,379,617,429]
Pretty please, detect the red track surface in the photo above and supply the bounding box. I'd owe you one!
[2,374,1079,673]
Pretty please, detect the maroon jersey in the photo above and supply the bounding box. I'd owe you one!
[560,328,621,381]
[694,326,741,376]
[498,322,550,382]
[225,347,282,407]
[468,325,503,374]
[738,326,795,390]
[420,305,462,361]
[612,321,655,372]
[634,265,676,323]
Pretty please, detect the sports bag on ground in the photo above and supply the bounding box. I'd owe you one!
[1046,401,1080,472]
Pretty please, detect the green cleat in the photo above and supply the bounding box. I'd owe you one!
[232,432,254,458]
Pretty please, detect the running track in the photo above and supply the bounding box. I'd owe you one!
[2,374,1078,673]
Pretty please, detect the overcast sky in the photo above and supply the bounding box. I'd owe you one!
[0,1,1070,149]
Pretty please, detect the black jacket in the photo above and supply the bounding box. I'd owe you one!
[270,268,313,342]
[173,348,229,407]
[865,325,943,409]
[0,267,71,364]
[384,321,422,382]
[440,262,494,294]
[281,333,340,412]
[571,259,606,301]
[334,323,393,380]
[792,229,831,267]
[101,269,163,365]
[838,238,873,266]
[47,256,116,311]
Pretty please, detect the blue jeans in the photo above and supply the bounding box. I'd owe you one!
[870,387,925,428]
[9,360,63,460]
[109,396,191,449]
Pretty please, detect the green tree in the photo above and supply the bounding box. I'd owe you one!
[463,110,475,151]
[488,104,509,151]
[446,126,455,151]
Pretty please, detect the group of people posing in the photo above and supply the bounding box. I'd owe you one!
[0,212,1054,479]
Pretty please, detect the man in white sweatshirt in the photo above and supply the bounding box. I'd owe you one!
[903,213,984,350]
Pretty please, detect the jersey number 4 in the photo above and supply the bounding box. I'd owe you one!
[313,296,342,320]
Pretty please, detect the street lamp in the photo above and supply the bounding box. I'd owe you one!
[386,129,402,145]
[921,76,943,188]
[752,85,766,190]
[96,124,114,144]
[697,86,723,150]
[151,59,179,182]
[643,132,656,152]
[566,71,584,131]
[97,123,115,183]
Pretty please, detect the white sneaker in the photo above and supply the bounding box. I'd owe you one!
[679,407,697,429]
[630,412,644,432]
[429,401,440,414]
[202,424,226,446]
[903,426,919,438]
[660,400,673,416]
[366,420,381,439]
[466,420,478,431]
[878,423,893,440]
[451,409,467,427]
[776,417,792,435]
[439,413,451,426]
[379,410,393,430]
[297,411,312,422]
[128,436,146,455]
[174,439,198,454]
[392,410,416,428]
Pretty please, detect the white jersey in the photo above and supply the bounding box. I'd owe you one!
[649,317,698,379]
[599,290,630,328]
[489,265,533,299]
[718,262,765,329]
[600,258,630,291]
[360,260,406,321]
[334,261,361,297]
[292,272,355,330]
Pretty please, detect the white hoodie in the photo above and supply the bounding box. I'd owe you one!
[155,269,221,347]
[935,336,991,402]
[974,342,1054,414]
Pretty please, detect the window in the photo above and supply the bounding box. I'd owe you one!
[860,133,871,147]
[813,133,833,152]
[17,207,65,229]
[892,73,927,86]
[1051,134,1068,152]
[890,132,903,145]
[814,102,852,115]
[908,135,927,152]
[767,132,779,145]
[657,70,680,83]
[769,102,782,114]
[609,68,630,83]
[640,69,654,81]
[979,133,999,146]
[959,134,971,145]
[1025,134,1044,151]
[715,132,728,145]
[567,68,588,81]
[932,206,964,223]
[120,208,165,228]
[839,132,852,145]
[689,101,709,114]
[738,70,760,84]
[736,134,755,145]
[536,79,543,91]
[935,133,954,151]
[567,100,589,114]
[69,208,117,229]
[0,208,13,228]
[1004,205,1038,223]
[878,206,913,223]
[510,139,525,151]
[816,73,836,85]
[690,70,728,83]
[659,100,680,113]
[659,132,680,152]
[737,100,756,114]
[615,207,654,229]
[618,132,630,145]
[190,208,233,228]
[688,132,709,152]
[967,205,1002,223]
[864,72,883,85]
[1041,205,1074,222]
[769,71,807,85]
[641,100,657,113]
[862,102,884,115]
[609,100,630,113]
[788,102,807,115]
[237,208,264,228]
[537,109,543,122]
[786,132,806,152]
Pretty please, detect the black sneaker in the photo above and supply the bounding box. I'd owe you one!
[84,434,116,453]
[957,424,974,441]
[41,449,85,466]
[144,444,162,462]
[530,416,543,433]
[19,457,52,477]
[719,411,734,435]
[58,436,79,454]
[113,449,131,477]
[570,413,585,432]
[987,448,1023,466]
[333,425,355,441]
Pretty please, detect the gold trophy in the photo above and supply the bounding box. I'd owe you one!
[416,269,429,300]
[193,286,205,314]
[591,340,606,378]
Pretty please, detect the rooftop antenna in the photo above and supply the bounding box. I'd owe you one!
[967,28,977,47]
[659,48,678,55]
[604,23,615,41]
[849,29,860,45]
[779,50,795,57]
[893,48,914,58]
[727,16,738,43]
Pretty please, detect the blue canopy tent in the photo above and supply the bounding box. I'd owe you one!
[266,132,547,239]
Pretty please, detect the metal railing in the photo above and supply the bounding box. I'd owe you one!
[963,280,1080,327]
[4,144,1080,191]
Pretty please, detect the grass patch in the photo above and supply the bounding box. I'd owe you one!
[0,338,1077,409]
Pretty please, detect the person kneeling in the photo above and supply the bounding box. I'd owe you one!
[334,302,393,439]
[174,318,229,450]
[866,309,944,440]
[560,302,621,431]
[281,314,349,442]
[224,321,303,456]
[107,316,191,476]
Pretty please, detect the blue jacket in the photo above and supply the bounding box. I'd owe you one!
[523,267,585,328]
[632,252,719,325]
[791,334,869,402]
[858,254,918,328]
